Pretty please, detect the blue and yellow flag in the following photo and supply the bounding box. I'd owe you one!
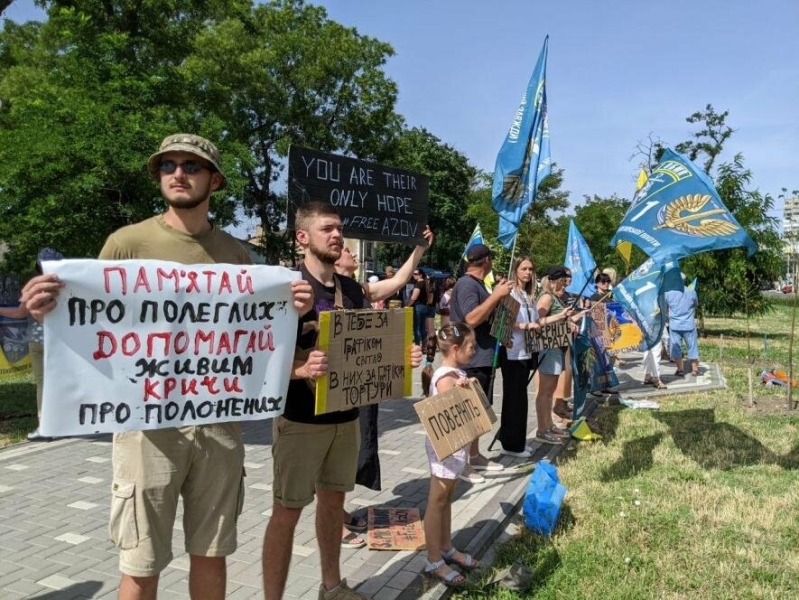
[461,224,484,262]
[610,149,756,262]
[492,36,552,249]
[564,220,596,297]
[613,257,679,350]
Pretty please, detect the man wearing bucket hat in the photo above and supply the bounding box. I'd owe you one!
[20,134,314,600]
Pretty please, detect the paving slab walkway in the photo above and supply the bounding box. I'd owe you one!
[0,353,719,599]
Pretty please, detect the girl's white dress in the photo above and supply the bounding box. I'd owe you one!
[424,365,469,480]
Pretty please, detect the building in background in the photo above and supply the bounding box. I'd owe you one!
[784,197,799,284]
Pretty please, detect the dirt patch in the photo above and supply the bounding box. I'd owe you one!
[739,393,798,416]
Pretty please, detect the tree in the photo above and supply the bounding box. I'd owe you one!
[682,156,784,316]
[567,194,642,275]
[637,106,783,317]
[0,0,402,270]
[377,127,476,272]
[673,104,734,173]
[182,0,402,262]
[465,165,571,276]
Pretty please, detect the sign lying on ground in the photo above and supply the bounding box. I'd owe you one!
[287,146,429,246]
[414,379,497,460]
[527,320,571,353]
[367,507,426,551]
[315,307,412,415]
[40,260,299,436]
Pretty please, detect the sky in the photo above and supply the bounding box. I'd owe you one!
[6,0,799,234]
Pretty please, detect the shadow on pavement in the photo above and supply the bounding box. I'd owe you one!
[29,581,103,599]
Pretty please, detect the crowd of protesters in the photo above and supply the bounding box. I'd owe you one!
[13,133,699,599]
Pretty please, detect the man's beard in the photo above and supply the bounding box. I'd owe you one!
[163,180,211,211]
[164,196,207,210]
[309,240,340,265]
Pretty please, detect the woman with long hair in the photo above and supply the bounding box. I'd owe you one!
[497,256,540,457]
[534,265,578,443]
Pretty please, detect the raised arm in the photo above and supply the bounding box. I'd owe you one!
[364,226,433,303]
[463,280,513,328]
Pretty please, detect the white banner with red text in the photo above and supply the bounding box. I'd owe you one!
[40,259,298,435]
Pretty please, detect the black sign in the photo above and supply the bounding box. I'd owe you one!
[287,146,429,246]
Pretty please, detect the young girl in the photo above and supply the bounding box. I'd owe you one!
[421,323,480,587]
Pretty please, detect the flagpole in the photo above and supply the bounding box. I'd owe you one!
[506,234,519,279]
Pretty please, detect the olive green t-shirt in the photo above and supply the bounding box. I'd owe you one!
[98,214,251,265]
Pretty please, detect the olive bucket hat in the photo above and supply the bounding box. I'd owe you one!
[147,134,226,190]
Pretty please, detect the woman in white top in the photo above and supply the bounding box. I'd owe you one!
[498,256,541,458]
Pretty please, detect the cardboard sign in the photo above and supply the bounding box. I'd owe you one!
[489,295,520,348]
[367,507,426,551]
[314,308,412,415]
[287,146,429,246]
[414,379,497,461]
[40,260,299,435]
[527,320,571,353]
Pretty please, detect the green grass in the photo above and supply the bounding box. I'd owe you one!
[0,373,37,447]
[456,303,799,599]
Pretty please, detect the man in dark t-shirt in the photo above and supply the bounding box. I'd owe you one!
[450,243,512,481]
[263,202,421,600]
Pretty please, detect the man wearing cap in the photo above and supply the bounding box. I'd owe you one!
[20,134,314,600]
[449,243,512,482]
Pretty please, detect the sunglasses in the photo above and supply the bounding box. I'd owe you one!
[158,160,211,175]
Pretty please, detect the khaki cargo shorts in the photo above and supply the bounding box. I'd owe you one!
[271,415,360,508]
[109,423,245,577]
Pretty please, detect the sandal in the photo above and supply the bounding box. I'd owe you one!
[443,547,480,571]
[534,430,564,445]
[341,530,366,549]
[553,399,571,420]
[674,370,685,377]
[652,379,667,390]
[343,513,367,532]
[424,559,466,587]
[643,376,655,386]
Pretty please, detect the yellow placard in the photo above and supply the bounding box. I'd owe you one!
[315,308,413,415]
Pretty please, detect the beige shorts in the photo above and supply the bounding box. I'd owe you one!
[109,423,245,577]
[271,415,360,509]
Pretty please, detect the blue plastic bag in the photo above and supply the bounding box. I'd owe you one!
[523,461,567,537]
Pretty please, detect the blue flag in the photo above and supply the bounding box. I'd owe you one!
[610,149,757,261]
[492,36,552,249]
[613,257,679,350]
[564,220,596,297]
[572,315,618,419]
[461,224,484,262]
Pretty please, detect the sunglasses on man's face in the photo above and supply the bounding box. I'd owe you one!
[158,160,210,175]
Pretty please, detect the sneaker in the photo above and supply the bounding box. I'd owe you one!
[457,465,485,484]
[470,454,505,471]
[26,429,52,442]
[500,448,532,459]
[319,578,371,600]
[534,430,564,445]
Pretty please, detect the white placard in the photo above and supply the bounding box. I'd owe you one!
[40,260,299,435]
